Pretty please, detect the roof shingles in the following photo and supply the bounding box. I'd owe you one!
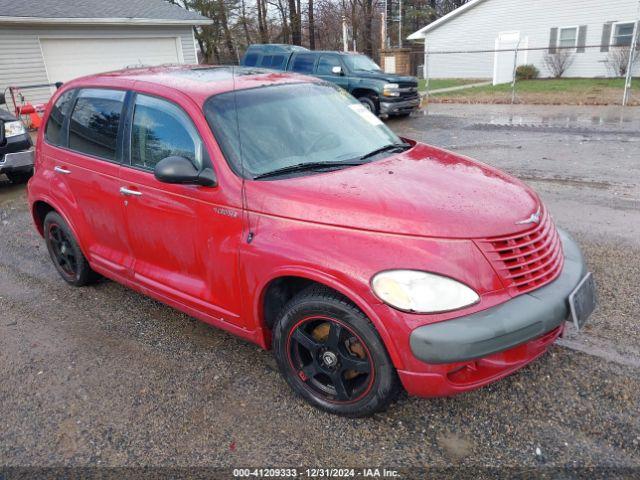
[0,0,210,23]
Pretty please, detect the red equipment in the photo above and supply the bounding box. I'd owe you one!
[3,82,62,130]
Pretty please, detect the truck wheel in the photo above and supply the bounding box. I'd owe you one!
[43,211,99,286]
[273,285,400,417]
[5,169,33,184]
[357,96,379,116]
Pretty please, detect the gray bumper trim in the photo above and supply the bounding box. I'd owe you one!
[409,229,588,364]
[380,98,420,114]
[0,148,34,170]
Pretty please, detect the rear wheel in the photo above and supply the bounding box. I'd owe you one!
[5,169,33,184]
[273,285,400,417]
[44,211,99,286]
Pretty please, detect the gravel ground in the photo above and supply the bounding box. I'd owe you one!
[1,104,639,476]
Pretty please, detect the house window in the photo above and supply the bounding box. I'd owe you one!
[558,27,578,49]
[612,22,636,47]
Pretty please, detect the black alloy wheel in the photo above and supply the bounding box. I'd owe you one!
[273,285,400,416]
[43,211,99,286]
[287,315,374,403]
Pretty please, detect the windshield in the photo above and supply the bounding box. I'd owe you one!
[343,54,382,72]
[203,83,403,179]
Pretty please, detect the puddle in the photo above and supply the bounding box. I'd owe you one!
[421,104,640,130]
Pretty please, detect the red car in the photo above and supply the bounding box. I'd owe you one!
[27,66,596,416]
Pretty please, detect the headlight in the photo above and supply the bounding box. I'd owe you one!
[371,270,479,313]
[383,83,400,97]
[4,121,27,138]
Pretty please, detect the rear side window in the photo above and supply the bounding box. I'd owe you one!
[244,53,259,66]
[270,54,286,70]
[259,55,273,67]
[130,94,206,172]
[68,89,125,161]
[44,90,74,146]
[291,54,316,74]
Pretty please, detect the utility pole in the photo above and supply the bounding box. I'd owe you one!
[342,16,348,52]
[398,0,403,48]
[380,12,386,50]
[622,15,639,105]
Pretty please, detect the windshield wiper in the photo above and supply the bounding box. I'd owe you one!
[253,160,366,180]
[359,143,411,161]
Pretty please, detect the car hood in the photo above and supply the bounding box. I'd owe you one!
[245,142,541,239]
[353,71,418,85]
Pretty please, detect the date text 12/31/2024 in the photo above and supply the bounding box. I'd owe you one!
[232,468,401,478]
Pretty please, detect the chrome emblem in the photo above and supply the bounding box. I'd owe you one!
[516,207,541,225]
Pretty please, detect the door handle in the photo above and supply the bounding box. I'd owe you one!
[54,166,71,174]
[119,187,143,197]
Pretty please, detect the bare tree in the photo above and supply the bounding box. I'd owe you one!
[605,46,640,77]
[543,50,574,78]
[308,0,316,49]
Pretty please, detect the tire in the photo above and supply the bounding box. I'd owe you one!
[357,96,379,116]
[273,285,400,417]
[43,211,99,286]
[5,169,33,184]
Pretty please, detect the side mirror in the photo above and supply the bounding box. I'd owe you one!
[154,156,217,187]
[331,66,343,76]
[0,93,5,105]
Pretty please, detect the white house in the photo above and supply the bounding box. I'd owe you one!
[407,0,640,81]
[0,0,211,106]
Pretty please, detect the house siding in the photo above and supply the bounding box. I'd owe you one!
[419,0,639,79]
[0,24,197,106]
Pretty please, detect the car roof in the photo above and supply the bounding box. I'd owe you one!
[61,64,320,104]
[292,50,363,56]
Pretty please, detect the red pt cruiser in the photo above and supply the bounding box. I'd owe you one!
[28,66,596,416]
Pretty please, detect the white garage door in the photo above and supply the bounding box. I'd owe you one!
[40,37,183,84]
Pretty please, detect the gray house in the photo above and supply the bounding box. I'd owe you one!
[0,0,211,106]
[408,0,639,82]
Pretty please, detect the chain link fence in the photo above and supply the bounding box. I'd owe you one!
[406,42,639,107]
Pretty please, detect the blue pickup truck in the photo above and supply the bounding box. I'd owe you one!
[241,44,420,117]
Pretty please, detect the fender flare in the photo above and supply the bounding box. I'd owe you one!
[31,194,90,260]
[255,265,405,370]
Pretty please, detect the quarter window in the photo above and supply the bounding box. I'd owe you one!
[270,54,286,70]
[291,54,316,74]
[244,53,259,66]
[44,90,74,147]
[558,27,578,49]
[130,94,205,171]
[68,89,125,161]
[317,55,341,75]
[613,22,635,47]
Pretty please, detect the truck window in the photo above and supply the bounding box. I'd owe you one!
[244,53,259,66]
[317,55,341,75]
[270,54,286,70]
[291,54,316,74]
[259,55,273,67]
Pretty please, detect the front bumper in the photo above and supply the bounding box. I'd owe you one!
[380,97,420,115]
[0,132,33,173]
[0,148,35,173]
[409,229,588,365]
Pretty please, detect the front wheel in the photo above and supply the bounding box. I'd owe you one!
[357,96,379,116]
[273,285,400,417]
[5,169,33,184]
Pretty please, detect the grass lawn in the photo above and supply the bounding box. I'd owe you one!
[427,78,640,106]
[418,78,487,91]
